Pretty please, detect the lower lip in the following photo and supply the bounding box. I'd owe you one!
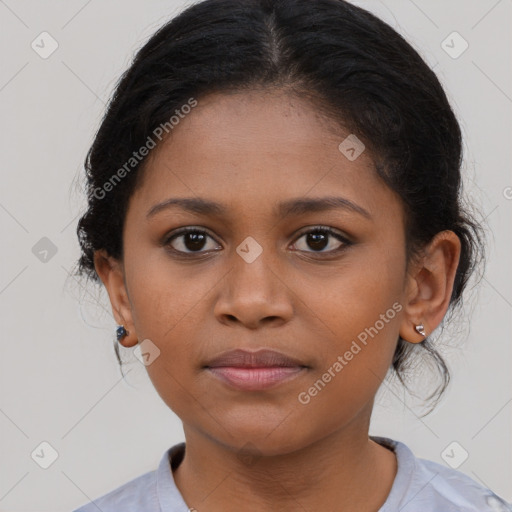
[206,366,306,390]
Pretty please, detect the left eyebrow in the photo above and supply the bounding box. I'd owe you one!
[146,196,372,220]
[277,196,372,220]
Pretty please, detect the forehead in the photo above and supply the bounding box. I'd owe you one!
[131,89,402,224]
[149,88,351,169]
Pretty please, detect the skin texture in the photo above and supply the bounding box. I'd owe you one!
[95,88,461,511]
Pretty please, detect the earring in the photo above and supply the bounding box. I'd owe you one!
[415,323,426,337]
[116,325,128,342]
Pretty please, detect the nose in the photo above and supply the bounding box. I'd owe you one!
[213,245,294,329]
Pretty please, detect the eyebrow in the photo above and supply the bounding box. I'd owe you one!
[146,196,372,220]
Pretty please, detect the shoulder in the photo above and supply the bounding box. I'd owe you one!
[72,468,158,512]
[372,436,512,512]
[412,456,512,511]
[72,442,189,512]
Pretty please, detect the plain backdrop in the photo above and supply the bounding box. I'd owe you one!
[0,0,511,510]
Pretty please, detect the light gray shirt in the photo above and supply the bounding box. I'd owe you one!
[73,436,512,511]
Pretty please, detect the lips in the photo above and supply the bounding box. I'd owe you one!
[204,348,308,391]
[205,348,307,369]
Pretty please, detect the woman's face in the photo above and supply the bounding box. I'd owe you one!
[109,89,416,454]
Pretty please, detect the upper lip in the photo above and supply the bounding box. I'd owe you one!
[205,349,307,368]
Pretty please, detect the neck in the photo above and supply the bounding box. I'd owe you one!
[172,413,397,511]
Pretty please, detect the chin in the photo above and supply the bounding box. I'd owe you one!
[212,420,313,458]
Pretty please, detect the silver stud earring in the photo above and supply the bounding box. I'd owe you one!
[415,323,426,337]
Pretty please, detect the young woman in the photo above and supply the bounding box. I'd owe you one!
[72,0,511,510]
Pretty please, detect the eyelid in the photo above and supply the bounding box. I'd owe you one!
[162,225,352,256]
[162,226,220,247]
[164,226,218,242]
[293,225,351,242]
[290,225,352,252]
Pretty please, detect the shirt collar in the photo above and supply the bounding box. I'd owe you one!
[156,437,413,511]
[156,442,190,511]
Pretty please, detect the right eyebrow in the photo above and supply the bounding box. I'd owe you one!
[146,197,227,219]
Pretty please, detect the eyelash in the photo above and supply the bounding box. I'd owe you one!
[162,226,352,258]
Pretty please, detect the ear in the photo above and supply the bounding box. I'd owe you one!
[94,249,138,347]
[399,230,461,344]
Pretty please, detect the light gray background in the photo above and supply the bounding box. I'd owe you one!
[0,1,511,510]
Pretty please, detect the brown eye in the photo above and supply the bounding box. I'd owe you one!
[292,227,351,254]
[304,231,330,251]
[165,228,221,254]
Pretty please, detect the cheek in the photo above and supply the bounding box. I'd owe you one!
[294,252,404,407]
[124,255,218,406]
[306,247,404,346]
[126,248,212,338]
[293,302,401,444]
